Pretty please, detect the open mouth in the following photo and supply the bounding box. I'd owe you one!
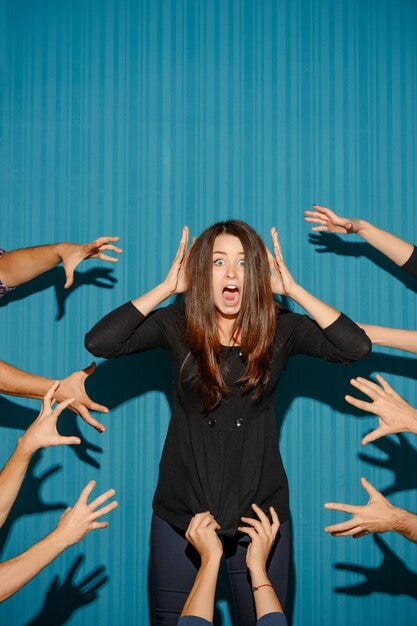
[222,285,240,306]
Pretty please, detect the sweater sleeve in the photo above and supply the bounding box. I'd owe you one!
[401,246,417,277]
[176,618,212,626]
[176,614,287,626]
[282,311,371,363]
[85,301,182,358]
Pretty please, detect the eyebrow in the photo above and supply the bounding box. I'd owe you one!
[212,250,244,255]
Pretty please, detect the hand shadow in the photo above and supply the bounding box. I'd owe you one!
[0,451,66,556]
[0,396,103,469]
[334,534,417,599]
[26,555,108,626]
[0,266,117,320]
[358,434,417,496]
[308,232,417,292]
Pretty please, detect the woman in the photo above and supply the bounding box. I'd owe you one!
[85,220,370,625]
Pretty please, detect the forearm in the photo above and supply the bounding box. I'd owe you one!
[0,360,53,400]
[0,529,65,602]
[287,284,340,329]
[131,282,173,316]
[0,442,32,527]
[355,221,413,267]
[181,557,221,621]
[392,508,417,543]
[249,567,284,620]
[358,324,417,354]
[0,244,67,287]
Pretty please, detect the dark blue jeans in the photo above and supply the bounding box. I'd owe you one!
[151,513,291,626]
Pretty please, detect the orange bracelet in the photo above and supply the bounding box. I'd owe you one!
[252,583,273,592]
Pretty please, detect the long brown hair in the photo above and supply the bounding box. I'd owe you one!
[184,220,277,411]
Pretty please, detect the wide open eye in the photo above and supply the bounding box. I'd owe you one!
[238,259,246,267]
[213,258,225,266]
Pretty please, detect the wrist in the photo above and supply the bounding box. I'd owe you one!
[248,564,268,584]
[54,242,71,262]
[354,219,371,236]
[200,551,222,568]
[158,281,177,299]
[16,436,37,459]
[48,527,72,552]
[404,408,417,434]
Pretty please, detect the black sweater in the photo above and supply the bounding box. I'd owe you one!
[85,302,371,536]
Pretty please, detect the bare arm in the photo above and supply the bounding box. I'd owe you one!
[180,512,222,622]
[358,324,417,354]
[0,237,122,289]
[0,360,108,432]
[238,504,285,621]
[0,481,117,602]
[304,206,414,267]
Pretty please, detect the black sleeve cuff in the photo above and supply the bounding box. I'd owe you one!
[401,246,417,278]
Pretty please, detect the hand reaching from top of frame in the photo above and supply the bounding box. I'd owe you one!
[185,511,223,563]
[267,227,297,296]
[162,226,190,295]
[59,237,123,289]
[18,382,81,456]
[238,503,280,573]
[324,477,399,538]
[56,362,108,433]
[53,480,118,549]
[345,374,417,445]
[304,205,357,234]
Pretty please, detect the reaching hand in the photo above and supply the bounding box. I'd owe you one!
[53,480,118,548]
[304,205,357,234]
[267,227,297,296]
[59,237,123,289]
[162,227,190,294]
[18,382,81,456]
[56,362,108,432]
[238,503,280,573]
[185,512,223,563]
[324,477,398,537]
[345,374,417,445]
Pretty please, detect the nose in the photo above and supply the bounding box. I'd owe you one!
[226,266,236,278]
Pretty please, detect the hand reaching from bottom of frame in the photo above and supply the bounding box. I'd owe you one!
[238,503,280,574]
[345,374,417,445]
[185,511,223,563]
[52,480,118,549]
[18,381,81,456]
[324,477,399,538]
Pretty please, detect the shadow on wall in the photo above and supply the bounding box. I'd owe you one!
[309,232,417,293]
[26,555,108,626]
[0,267,118,320]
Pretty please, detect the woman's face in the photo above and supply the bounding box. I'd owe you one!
[212,234,245,317]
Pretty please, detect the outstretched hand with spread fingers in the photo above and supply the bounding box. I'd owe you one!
[345,374,417,445]
[60,237,123,289]
[304,205,356,234]
[324,477,398,538]
[18,382,81,456]
[54,480,118,548]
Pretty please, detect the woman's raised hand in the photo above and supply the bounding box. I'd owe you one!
[185,511,223,563]
[267,227,297,296]
[304,205,356,234]
[163,227,190,294]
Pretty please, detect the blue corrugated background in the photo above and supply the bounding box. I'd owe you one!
[1,0,417,624]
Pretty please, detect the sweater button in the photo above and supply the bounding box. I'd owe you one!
[235,418,244,428]
[208,418,216,427]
